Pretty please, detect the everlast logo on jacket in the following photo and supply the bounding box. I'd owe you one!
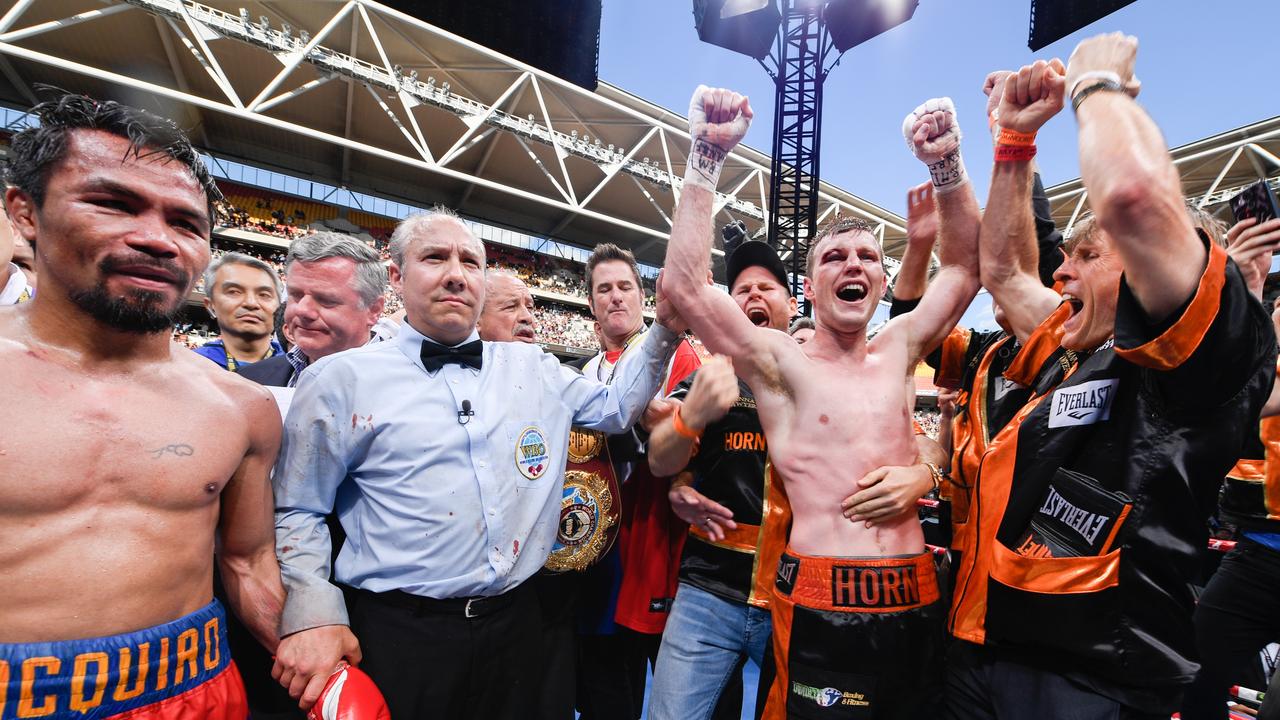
[1048,378,1118,428]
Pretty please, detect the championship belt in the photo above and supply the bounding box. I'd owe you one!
[544,427,621,572]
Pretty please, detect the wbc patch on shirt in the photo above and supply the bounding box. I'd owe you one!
[515,426,549,480]
[1048,378,1119,428]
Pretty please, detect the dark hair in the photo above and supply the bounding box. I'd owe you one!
[807,216,876,277]
[6,89,221,222]
[585,242,642,297]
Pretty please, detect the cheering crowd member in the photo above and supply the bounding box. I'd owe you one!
[576,242,701,720]
[1181,217,1280,720]
[946,39,1275,719]
[272,208,684,719]
[646,239,797,720]
[0,93,292,718]
[238,232,388,388]
[195,251,284,370]
[662,82,982,718]
[880,89,1070,558]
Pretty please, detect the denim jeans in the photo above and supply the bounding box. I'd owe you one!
[649,582,773,720]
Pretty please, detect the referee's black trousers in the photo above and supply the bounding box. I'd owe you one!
[348,581,540,720]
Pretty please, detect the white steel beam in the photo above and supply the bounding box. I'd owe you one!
[0,0,37,35]
[0,41,677,242]
[255,74,336,113]
[531,76,577,205]
[362,82,431,163]
[356,2,432,162]
[579,126,658,210]
[439,72,528,167]
[164,16,242,109]
[0,4,135,43]
[629,175,672,227]
[1248,143,1280,169]
[517,135,572,205]
[1197,146,1245,208]
[246,0,354,112]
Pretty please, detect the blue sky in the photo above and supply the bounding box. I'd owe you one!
[597,0,1278,329]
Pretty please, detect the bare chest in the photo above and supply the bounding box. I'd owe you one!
[0,357,244,515]
[762,356,915,480]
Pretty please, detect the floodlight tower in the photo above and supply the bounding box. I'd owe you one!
[694,0,917,308]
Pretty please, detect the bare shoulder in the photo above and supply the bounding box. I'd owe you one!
[170,344,279,420]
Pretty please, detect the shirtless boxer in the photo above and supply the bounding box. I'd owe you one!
[0,94,288,719]
[662,86,981,718]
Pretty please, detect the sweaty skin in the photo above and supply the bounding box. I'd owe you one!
[0,130,284,648]
[663,88,980,556]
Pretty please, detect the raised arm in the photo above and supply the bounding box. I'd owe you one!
[663,87,783,381]
[979,61,1068,343]
[218,385,286,653]
[889,183,939,314]
[564,321,679,433]
[895,98,982,362]
[1067,33,1202,321]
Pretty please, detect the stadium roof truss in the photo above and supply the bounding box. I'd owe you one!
[0,0,907,278]
[1046,115,1280,236]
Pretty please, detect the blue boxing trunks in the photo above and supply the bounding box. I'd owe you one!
[0,599,248,719]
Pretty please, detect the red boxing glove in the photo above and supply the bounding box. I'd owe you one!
[307,665,391,720]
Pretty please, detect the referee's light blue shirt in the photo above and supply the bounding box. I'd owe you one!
[274,319,678,634]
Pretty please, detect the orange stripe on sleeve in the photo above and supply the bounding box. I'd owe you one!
[1115,242,1226,371]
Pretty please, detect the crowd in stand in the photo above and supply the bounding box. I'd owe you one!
[533,302,596,348]
[215,198,309,240]
[913,407,942,438]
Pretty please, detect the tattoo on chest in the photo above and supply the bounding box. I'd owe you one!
[150,444,195,459]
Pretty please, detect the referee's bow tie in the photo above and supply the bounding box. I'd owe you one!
[420,339,483,372]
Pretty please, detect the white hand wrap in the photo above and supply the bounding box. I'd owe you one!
[902,98,969,195]
[684,85,729,192]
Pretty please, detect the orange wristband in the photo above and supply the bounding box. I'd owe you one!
[672,406,703,440]
[995,143,1037,163]
[995,127,1036,147]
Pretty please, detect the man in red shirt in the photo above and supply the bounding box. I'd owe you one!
[574,243,700,720]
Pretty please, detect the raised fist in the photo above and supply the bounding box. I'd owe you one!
[1066,32,1140,99]
[902,97,962,166]
[681,355,738,430]
[902,98,967,193]
[983,70,1013,131]
[997,59,1066,134]
[688,85,753,151]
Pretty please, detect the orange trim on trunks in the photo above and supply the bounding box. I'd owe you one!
[779,548,939,613]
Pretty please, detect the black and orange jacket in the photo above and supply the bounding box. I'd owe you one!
[669,376,791,608]
[892,306,1074,562]
[949,244,1276,700]
[1220,360,1280,533]
[932,310,1076,542]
